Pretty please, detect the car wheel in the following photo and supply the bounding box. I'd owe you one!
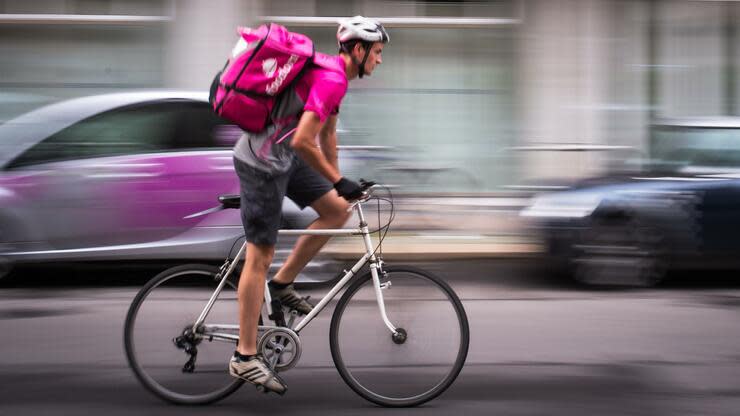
[0,211,33,283]
[0,257,14,281]
[570,215,666,287]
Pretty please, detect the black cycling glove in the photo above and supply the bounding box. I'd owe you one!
[333,177,363,201]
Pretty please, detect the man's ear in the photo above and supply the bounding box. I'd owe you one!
[353,42,366,57]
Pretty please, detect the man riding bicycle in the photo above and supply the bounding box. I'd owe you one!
[229,16,389,394]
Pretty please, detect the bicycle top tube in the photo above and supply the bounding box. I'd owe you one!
[185,183,381,236]
[278,228,363,236]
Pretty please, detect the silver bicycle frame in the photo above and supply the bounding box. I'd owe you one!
[194,199,398,341]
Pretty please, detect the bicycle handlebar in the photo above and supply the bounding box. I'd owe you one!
[346,179,377,211]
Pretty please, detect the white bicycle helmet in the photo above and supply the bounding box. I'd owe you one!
[337,16,389,78]
[337,15,389,45]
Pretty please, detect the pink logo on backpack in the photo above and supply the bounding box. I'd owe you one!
[209,24,314,133]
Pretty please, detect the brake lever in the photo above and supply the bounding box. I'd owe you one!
[359,178,376,190]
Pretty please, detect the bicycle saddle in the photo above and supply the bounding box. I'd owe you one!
[218,194,241,209]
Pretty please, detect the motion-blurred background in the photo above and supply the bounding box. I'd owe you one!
[1,0,740,283]
[3,2,740,415]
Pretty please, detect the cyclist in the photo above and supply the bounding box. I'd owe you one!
[229,16,389,394]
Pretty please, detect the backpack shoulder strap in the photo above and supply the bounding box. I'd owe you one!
[310,52,345,74]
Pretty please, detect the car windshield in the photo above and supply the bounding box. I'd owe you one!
[649,125,740,172]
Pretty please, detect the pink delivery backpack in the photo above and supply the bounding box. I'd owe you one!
[209,24,314,133]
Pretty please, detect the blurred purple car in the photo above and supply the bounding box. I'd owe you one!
[0,91,336,280]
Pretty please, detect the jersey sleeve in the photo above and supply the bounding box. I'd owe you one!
[303,75,347,123]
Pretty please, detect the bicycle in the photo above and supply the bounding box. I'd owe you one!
[123,182,470,407]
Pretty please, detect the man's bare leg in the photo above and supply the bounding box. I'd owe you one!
[271,190,350,285]
[237,242,275,355]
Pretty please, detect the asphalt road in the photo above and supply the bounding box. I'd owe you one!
[1,260,740,415]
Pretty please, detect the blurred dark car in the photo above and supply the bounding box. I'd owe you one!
[0,91,343,281]
[521,118,740,287]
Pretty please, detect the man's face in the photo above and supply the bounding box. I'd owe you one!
[357,42,384,76]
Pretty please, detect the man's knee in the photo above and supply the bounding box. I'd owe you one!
[245,243,275,273]
[326,201,352,224]
[317,195,352,227]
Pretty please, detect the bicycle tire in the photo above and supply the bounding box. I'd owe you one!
[124,264,244,405]
[329,266,469,407]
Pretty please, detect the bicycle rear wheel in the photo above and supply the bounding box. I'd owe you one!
[330,266,469,407]
[124,264,243,405]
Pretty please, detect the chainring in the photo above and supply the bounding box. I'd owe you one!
[257,327,302,372]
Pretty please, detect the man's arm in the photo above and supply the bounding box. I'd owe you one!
[319,115,339,172]
[291,111,341,184]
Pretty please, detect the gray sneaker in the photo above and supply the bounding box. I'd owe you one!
[269,283,314,315]
[229,354,287,395]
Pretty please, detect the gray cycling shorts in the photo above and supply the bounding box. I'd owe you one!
[233,156,333,246]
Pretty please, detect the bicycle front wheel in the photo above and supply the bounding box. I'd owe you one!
[124,264,243,405]
[330,266,469,407]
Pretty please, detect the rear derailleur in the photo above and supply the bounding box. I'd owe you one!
[173,327,200,373]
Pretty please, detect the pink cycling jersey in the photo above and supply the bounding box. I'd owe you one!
[233,52,348,173]
[294,53,348,122]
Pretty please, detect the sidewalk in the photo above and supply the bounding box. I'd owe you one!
[322,233,542,261]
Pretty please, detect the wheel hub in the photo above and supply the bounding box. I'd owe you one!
[392,328,407,345]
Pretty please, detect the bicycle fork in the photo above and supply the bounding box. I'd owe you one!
[357,204,398,335]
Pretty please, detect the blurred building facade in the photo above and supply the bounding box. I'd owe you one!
[1,0,738,192]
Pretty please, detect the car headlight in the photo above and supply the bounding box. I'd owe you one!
[520,193,602,218]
